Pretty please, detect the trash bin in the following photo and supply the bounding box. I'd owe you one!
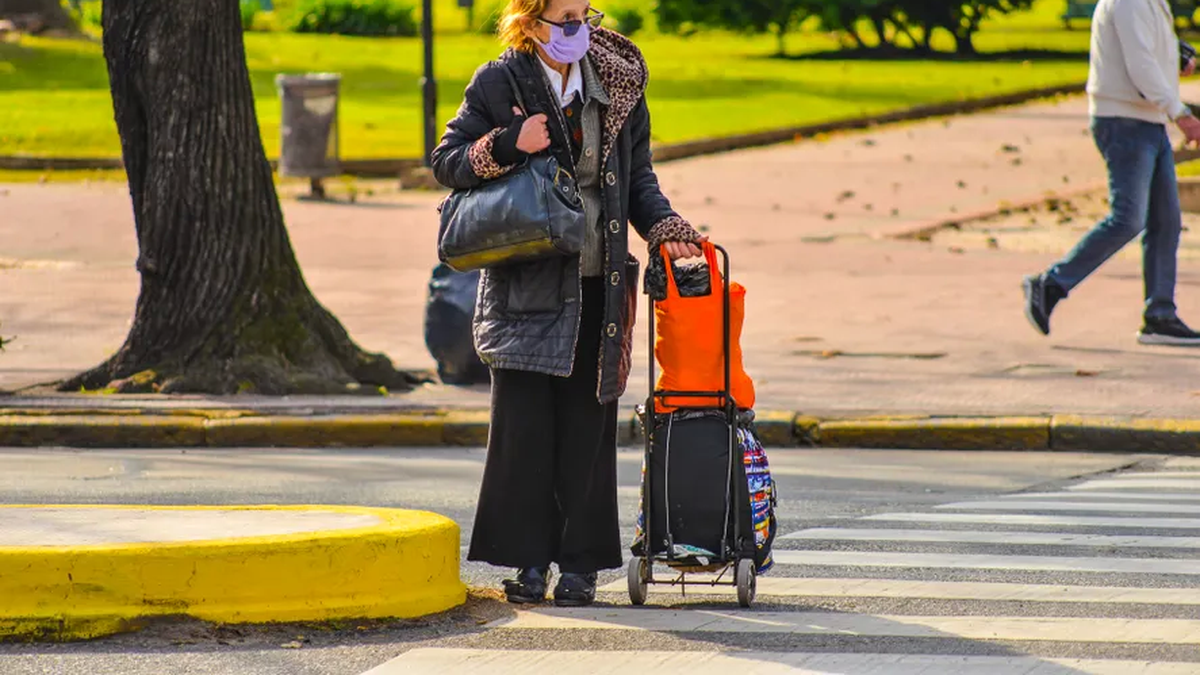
[275,73,341,193]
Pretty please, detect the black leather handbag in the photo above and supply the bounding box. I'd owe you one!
[437,63,586,273]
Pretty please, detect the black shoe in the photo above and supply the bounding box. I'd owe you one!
[503,567,550,604]
[1023,274,1066,336]
[553,572,597,607]
[1138,316,1200,346]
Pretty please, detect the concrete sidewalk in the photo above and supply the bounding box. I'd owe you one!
[4,86,1200,425]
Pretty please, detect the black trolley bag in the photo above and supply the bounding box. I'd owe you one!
[628,244,770,608]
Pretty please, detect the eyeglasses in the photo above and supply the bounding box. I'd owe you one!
[538,7,604,37]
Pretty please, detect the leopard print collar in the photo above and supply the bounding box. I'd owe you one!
[586,28,649,167]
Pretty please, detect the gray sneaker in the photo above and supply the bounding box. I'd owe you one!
[1138,316,1200,346]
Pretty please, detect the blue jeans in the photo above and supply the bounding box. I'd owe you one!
[1046,116,1181,321]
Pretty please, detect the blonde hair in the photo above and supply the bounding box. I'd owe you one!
[497,0,550,54]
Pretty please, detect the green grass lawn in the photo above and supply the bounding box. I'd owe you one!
[0,0,1093,160]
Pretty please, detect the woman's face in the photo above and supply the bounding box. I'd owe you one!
[524,0,591,46]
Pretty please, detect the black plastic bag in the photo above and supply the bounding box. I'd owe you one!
[644,251,713,301]
[424,264,489,385]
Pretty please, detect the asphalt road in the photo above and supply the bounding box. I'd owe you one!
[0,446,1195,674]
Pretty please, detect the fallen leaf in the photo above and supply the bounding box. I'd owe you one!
[1011,158,1023,166]
[837,190,856,202]
[987,237,1000,249]
[281,641,304,649]
[824,212,836,220]
[1075,369,1099,377]
[861,138,877,147]
[957,180,967,189]
[1001,143,1021,153]
[904,154,914,162]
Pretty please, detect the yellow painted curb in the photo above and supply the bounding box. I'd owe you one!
[752,411,797,447]
[0,505,466,641]
[0,415,206,448]
[818,417,1051,450]
[204,414,448,447]
[6,409,1200,452]
[1052,415,1200,454]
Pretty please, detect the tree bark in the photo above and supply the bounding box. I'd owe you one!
[0,0,78,33]
[66,0,424,395]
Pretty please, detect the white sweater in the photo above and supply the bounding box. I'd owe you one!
[1087,0,1189,124]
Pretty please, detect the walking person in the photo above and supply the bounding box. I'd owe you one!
[1024,0,1200,344]
[431,0,704,607]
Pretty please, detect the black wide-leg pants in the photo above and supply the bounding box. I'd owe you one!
[467,278,623,574]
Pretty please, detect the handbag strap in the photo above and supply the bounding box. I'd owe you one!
[506,54,580,181]
[502,62,528,117]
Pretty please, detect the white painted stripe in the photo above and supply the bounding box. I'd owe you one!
[937,501,1200,514]
[864,512,1200,529]
[597,577,1200,604]
[1164,459,1200,469]
[1070,479,1200,491]
[770,550,1200,575]
[491,609,1200,644]
[366,650,1200,675]
[1003,492,1200,502]
[779,527,1200,548]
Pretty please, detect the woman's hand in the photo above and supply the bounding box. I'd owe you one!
[513,107,551,154]
[664,235,708,261]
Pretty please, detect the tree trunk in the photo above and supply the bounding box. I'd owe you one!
[954,28,976,55]
[869,15,891,48]
[0,0,78,33]
[66,0,424,395]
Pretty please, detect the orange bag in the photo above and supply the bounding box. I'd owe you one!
[654,242,755,411]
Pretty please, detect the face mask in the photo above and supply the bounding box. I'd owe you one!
[540,23,590,64]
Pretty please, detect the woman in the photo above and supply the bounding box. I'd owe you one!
[431,0,704,607]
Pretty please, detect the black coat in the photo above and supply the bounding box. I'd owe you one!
[431,29,696,403]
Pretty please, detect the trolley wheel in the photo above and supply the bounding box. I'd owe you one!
[735,558,756,608]
[628,556,650,606]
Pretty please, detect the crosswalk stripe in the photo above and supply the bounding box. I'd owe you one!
[598,576,1200,604]
[490,608,1200,643]
[1002,492,1200,502]
[1070,479,1200,491]
[864,512,1200,529]
[770,550,1200,574]
[778,528,1200,548]
[936,501,1200,514]
[365,650,1200,675]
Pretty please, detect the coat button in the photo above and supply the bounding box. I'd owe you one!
[585,147,595,158]
[606,323,618,338]
[610,271,621,286]
[608,219,620,233]
[605,172,616,186]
